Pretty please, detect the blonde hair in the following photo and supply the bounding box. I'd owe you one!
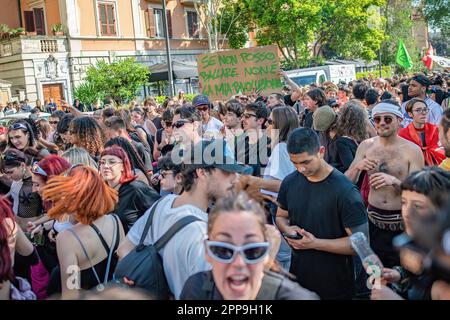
[62,147,98,170]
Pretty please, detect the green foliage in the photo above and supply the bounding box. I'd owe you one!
[356,66,393,79]
[380,1,416,67]
[422,0,450,38]
[224,0,386,68]
[154,94,196,105]
[52,23,64,33]
[85,57,150,104]
[73,82,104,105]
[10,28,25,37]
[218,0,250,49]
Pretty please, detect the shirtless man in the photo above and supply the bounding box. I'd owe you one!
[346,102,424,267]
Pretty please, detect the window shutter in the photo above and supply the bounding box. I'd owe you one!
[146,8,156,37]
[166,10,172,38]
[24,11,35,32]
[34,8,45,35]
[109,4,116,35]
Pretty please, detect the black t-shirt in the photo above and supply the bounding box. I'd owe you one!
[327,136,358,173]
[235,133,271,177]
[116,180,160,233]
[302,109,314,129]
[284,94,296,106]
[277,169,368,299]
[152,116,163,131]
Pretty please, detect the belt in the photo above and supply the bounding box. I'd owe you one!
[367,208,404,232]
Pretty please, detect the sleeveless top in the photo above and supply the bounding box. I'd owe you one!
[72,215,121,290]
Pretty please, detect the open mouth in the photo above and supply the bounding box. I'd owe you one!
[227,275,249,292]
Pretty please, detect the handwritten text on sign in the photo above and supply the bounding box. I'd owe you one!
[197,45,281,100]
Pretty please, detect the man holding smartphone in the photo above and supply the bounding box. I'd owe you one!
[276,128,369,299]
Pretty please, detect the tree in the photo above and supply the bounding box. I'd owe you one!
[85,57,149,104]
[421,0,450,38]
[193,0,247,51]
[380,0,416,66]
[223,0,386,69]
[73,82,104,106]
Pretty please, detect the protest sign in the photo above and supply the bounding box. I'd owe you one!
[196,45,281,100]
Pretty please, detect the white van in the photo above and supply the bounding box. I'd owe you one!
[286,70,327,87]
[286,64,356,86]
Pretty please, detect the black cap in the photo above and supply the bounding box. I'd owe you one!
[412,74,432,88]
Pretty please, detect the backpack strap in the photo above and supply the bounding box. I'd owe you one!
[153,215,202,252]
[256,271,284,300]
[66,228,102,286]
[136,197,164,251]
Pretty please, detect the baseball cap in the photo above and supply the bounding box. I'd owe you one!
[192,95,210,108]
[313,106,337,132]
[176,139,252,175]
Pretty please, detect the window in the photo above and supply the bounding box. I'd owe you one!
[154,9,164,38]
[98,2,117,36]
[146,8,172,38]
[24,8,46,35]
[186,11,199,38]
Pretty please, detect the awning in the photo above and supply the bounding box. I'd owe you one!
[148,60,198,82]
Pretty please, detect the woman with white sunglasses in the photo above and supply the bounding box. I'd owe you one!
[180,192,319,300]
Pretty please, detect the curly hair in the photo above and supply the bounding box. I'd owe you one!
[69,116,105,157]
[42,165,118,225]
[335,101,368,143]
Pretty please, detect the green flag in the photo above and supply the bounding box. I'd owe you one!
[396,39,413,69]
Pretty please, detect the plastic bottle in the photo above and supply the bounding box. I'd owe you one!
[350,232,383,273]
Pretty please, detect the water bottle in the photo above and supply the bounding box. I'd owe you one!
[350,232,384,289]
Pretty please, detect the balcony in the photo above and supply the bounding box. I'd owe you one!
[0,35,67,58]
[180,0,201,4]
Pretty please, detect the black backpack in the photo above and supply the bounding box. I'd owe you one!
[113,198,201,299]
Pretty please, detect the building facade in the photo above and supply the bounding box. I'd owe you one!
[0,0,209,106]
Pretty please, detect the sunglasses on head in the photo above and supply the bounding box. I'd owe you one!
[373,115,394,124]
[205,240,270,264]
[31,162,47,177]
[8,123,28,132]
[172,120,191,129]
[1,153,25,162]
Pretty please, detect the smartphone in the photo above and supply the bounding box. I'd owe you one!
[282,232,303,240]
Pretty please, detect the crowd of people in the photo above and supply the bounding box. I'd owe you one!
[1,70,450,300]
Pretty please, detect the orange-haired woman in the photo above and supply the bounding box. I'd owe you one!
[42,165,125,299]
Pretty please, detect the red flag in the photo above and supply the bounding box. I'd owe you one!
[422,45,433,71]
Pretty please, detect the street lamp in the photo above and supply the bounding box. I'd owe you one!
[162,0,174,97]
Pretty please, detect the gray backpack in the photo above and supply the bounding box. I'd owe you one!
[113,199,200,299]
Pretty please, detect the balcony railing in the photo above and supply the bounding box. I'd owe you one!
[0,35,67,58]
